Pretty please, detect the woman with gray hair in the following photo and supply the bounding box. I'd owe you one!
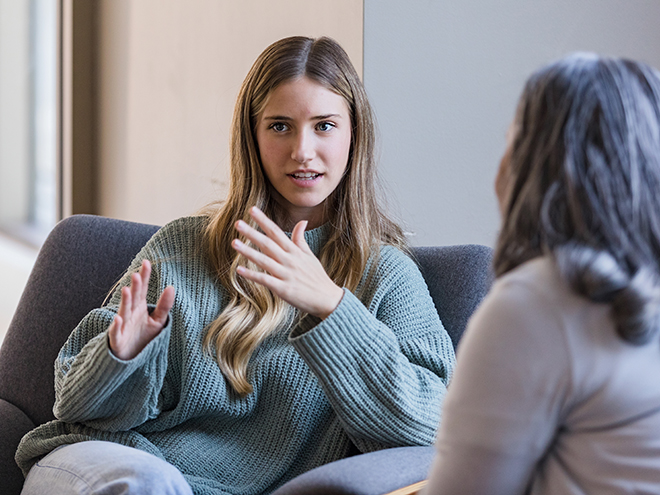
[425,54,660,494]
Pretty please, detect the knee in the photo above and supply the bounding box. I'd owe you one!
[23,441,192,495]
[114,450,192,494]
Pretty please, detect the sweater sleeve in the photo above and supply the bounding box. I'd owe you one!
[52,229,175,432]
[423,273,571,495]
[289,247,455,452]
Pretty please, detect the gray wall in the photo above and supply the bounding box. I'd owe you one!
[364,0,660,247]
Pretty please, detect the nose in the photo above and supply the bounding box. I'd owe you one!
[291,129,315,164]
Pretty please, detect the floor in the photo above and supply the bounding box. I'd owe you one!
[0,233,38,349]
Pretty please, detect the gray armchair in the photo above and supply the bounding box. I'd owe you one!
[0,214,492,495]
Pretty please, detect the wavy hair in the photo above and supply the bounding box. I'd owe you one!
[203,36,406,395]
[494,53,660,345]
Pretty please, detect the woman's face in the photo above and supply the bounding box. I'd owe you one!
[256,76,352,229]
[495,123,516,216]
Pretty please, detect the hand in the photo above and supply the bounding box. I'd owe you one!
[108,260,175,360]
[231,207,344,319]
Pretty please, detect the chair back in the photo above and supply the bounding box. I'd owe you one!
[0,215,159,494]
[411,245,493,348]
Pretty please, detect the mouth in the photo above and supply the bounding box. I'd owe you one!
[288,171,322,181]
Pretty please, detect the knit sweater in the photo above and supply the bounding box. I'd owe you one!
[16,216,455,495]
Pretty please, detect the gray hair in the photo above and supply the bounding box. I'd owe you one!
[494,53,660,344]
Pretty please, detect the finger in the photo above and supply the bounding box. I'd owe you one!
[109,314,122,335]
[232,239,287,278]
[139,260,152,302]
[248,207,293,246]
[236,218,294,262]
[108,314,123,346]
[235,220,286,260]
[117,286,132,322]
[236,265,284,293]
[130,272,142,312]
[151,286,175,325]
[291,220,310,251]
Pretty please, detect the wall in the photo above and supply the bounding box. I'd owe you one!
[96,0,364,226]
[364,0,660,247]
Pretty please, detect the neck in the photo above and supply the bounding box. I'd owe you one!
[268,188,328,231]
[273,209,324,232]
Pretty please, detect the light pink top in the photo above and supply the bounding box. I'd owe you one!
[425,256,660,495]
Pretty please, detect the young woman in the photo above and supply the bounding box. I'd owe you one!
[425,54,660,494]
[17,36,455,495]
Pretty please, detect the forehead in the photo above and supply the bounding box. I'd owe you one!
[260,76,349,117]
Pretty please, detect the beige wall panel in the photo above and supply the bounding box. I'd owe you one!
[97,0,363,226]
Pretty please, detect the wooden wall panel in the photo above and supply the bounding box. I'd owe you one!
[95,0,364,226]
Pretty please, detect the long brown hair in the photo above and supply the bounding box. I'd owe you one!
[203,36,406,395]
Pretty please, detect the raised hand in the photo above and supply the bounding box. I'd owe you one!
[232,207,344,319]
[108,260,175,360]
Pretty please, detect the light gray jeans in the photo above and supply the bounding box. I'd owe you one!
[21,441,193,495]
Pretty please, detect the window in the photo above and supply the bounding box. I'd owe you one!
[0,0,58,246]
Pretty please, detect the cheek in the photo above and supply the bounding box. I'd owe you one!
[331,132,352,172]
[495,148,513,214]
[495,159,507,199]
[257,137,282,171]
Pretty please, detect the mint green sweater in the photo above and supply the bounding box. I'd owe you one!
[16,216,455,495]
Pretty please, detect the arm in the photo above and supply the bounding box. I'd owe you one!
[289,257,455,452]
[231,208,454,450]
[54,248,175,431]
[424,275,570,495]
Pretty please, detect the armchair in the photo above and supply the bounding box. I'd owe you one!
[0,215,492,495]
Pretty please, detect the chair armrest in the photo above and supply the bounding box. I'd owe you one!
[0,398,36,495]
[272,446,435,495]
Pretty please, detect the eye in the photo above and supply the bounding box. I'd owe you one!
[268,122,289,133]
[316,121,335,132]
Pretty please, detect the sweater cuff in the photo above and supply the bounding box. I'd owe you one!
[289,289,395,368]
[288,287,353,338]
[70,309,171,398]
[54,309,172,423]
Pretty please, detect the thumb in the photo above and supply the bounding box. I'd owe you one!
[291,220,310,250]
[151,286,175,325]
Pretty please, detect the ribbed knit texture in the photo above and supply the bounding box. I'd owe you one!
[16,216,455,495]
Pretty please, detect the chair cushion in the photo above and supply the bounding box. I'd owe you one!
[0,399,36,495]
[272,446,436,495]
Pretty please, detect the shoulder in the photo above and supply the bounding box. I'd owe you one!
[489,256,580,313]
[372,244,421,280]
[124,215,211,278]
[358,244,427,295]
[358,244,434,314]
[462,257,569,359]
[143,215,210,259]
[476,257,561,319]
[153,215,209,242]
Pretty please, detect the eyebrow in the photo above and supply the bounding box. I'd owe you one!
[262,114,344,121]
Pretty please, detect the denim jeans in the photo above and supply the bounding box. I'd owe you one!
[21,441,193,495]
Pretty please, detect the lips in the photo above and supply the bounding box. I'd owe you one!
[290,172,321,180]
